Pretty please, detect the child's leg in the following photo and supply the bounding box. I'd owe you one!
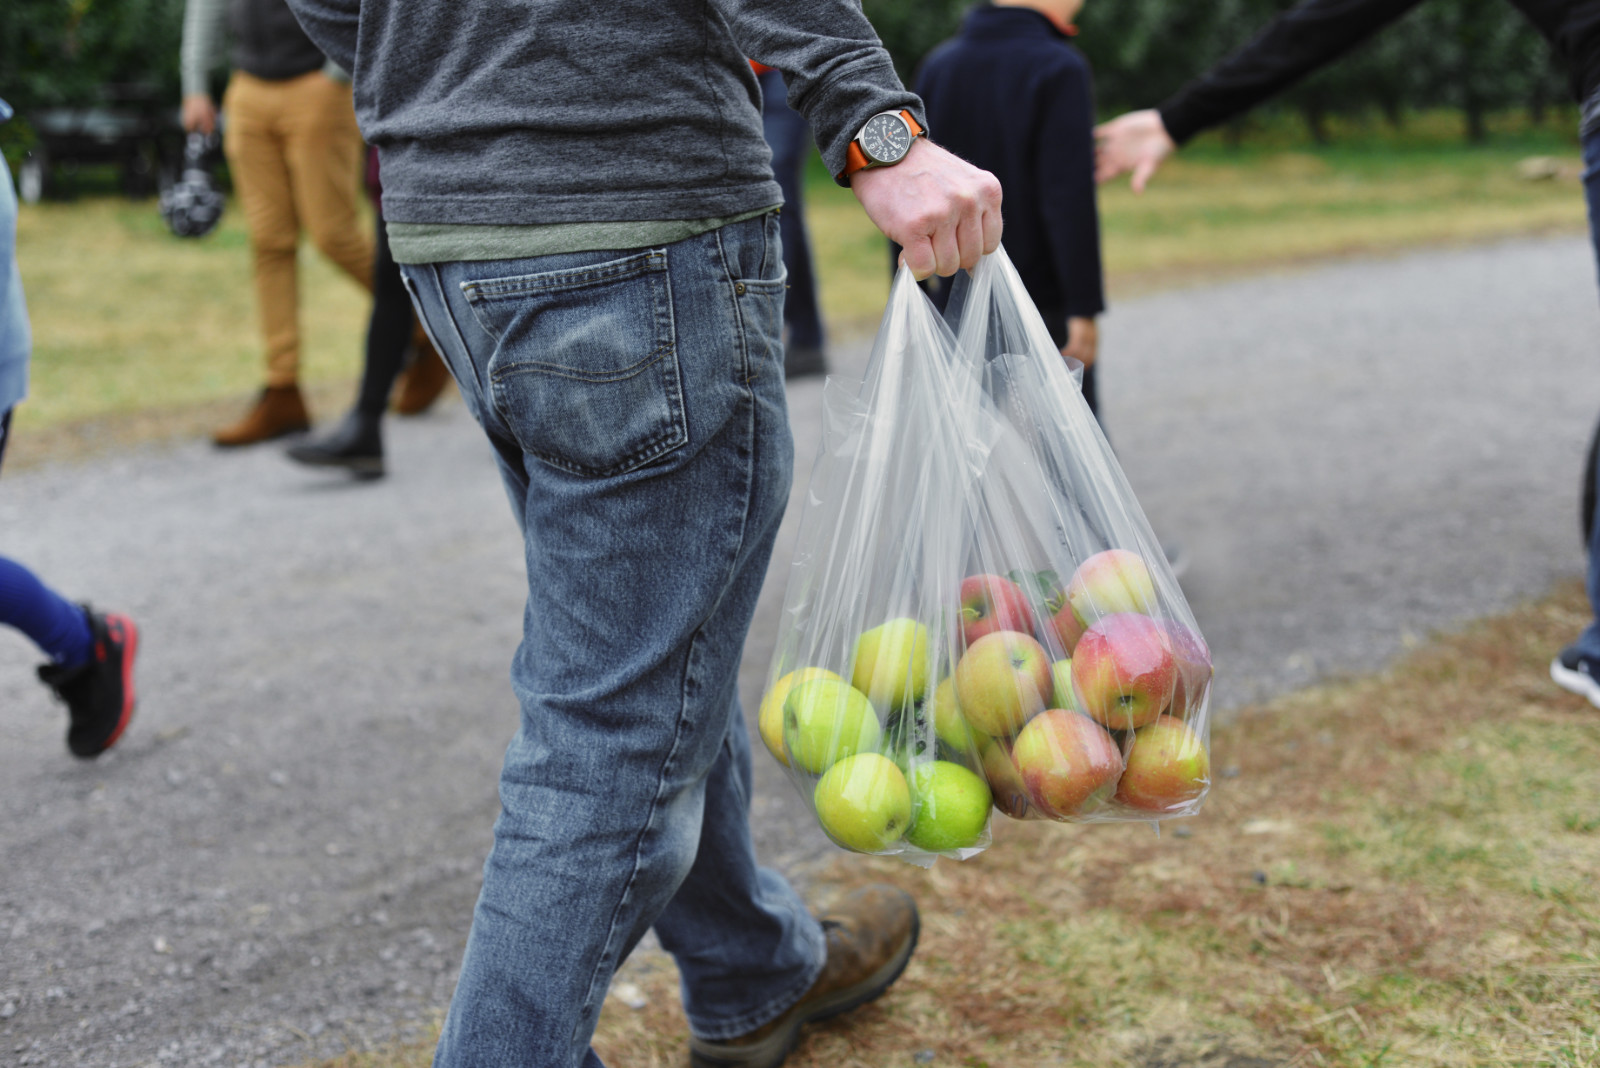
[0,555,93,667]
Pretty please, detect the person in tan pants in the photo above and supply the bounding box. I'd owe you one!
[181,0,373,446]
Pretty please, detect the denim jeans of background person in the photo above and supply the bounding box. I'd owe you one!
[756,65,828,378]
[282,0,1001,1063]
[0,99,141,757]
[1548,113,1600,703]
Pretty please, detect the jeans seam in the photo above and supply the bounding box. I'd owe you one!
[688,927,827,1041]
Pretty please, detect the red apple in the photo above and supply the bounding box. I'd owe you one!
[1067,549,1157,628]
[1011,709,1124,818]
[1114,715,1209,812]
[979,736,1031,820]
[1040,576,1087,657]
[1072,613,1175,731]
[954,630,1052,738]
[959,574,1035,647]
[1165,622,1213,716]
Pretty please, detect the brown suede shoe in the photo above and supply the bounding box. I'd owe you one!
[392,331,453,416]
[688,884,919,1068]
[213,385,312,447]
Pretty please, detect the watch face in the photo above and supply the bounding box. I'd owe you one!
[859,112,913,165]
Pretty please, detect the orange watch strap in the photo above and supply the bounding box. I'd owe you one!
[840,110,924,180]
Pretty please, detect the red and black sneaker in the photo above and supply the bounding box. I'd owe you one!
[37,607,140,759]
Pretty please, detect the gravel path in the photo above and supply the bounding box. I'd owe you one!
[1,235,1595,1067]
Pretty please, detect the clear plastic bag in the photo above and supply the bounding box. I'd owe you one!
[759,247,1212,863]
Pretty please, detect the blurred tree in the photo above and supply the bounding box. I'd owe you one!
[0,0,185,112]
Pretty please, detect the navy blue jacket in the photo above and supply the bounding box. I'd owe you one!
[915,5,1105,324]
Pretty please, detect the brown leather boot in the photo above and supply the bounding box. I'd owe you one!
[392,327,453,416]
[212,385,312,447]
[688,885,920,1068]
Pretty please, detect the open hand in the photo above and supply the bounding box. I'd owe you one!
[1094,109,1175,193]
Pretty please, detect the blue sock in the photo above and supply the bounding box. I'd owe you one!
[0,556,94,667]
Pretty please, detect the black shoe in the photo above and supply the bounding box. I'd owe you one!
[38,607,140,759]
[286,410,384,479]
[784,344,827,380]
[1551,646,1600,709]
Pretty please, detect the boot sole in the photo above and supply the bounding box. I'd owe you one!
[687,907,920,1068]
[286,452,386,479]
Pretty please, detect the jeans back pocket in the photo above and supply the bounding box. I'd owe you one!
[462,250,686,479]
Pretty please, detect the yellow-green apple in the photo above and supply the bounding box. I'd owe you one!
[1049,658,1078,711]
[1165,622,1213,717]
[758,667,843,766]
[954,630,1052,738]
[1066,549,1157,627]
[813,752,912,853]
[851,618,932,710]
[959,573,1035,647]
[1072,613,1175,731]
[783,678,881,774]
[905,761,992,852]
[1011,709,1124,818]
[1114,715,1209,812]
[928,676,985,758]
[978,735,1031,819]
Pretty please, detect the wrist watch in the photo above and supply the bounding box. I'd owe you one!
[839,109,926,181]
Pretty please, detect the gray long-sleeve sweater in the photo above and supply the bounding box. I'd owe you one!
[282,0,921,229]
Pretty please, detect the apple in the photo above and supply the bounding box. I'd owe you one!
[1115,715,1209,812]
[979,735,1031,819]
[954,630,1052,738]
[813,752,912,853]
[783,677,882,774]
[959,573,1035,647]
[1041,577,1087,657]
[905,761,992,852]
[851,618,932,711]
[928,676,984,757]
[1066,549,1157,627]
[758,667,843,767]
[1011,709,1124,818]
[1072,613,1175,731]
[1165,622,1214,717]
[1049,658,1078,711]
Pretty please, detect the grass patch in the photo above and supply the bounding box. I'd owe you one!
[296,581,1600,1068]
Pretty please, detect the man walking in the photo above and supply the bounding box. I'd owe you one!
[283,2,1001,1066]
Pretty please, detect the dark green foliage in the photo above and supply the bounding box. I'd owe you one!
[862,0,1568,140]
[0,0,186,112]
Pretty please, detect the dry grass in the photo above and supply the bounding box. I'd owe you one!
[300,582,1600,1068]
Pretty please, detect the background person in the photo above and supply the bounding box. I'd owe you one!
[1092,0,1600,706]
[282,1,1002,1065]
[1,99,140,758]
[914,0,1106,416]
[180,0,372,447]
[753,61,831,379]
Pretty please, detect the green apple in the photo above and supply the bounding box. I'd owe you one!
[928,676,984,757]
[1066,549,1157,627]
[953,630,1051,738]
[1114,715,1209,812]
[758,667,843,767]
[783,678,881,774]
[813,752,912,853]
[1049,658,1078,711]
[905,760,992,852]
[851,618,932,710]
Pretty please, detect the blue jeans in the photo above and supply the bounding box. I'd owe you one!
[401,213,825,1068]
[1576,128,1600,662]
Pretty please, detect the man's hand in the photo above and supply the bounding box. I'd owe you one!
[182,93,218,136]
[1062,316,1098,368]
[1094,109,1175,193]
[851,138,1002,280]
